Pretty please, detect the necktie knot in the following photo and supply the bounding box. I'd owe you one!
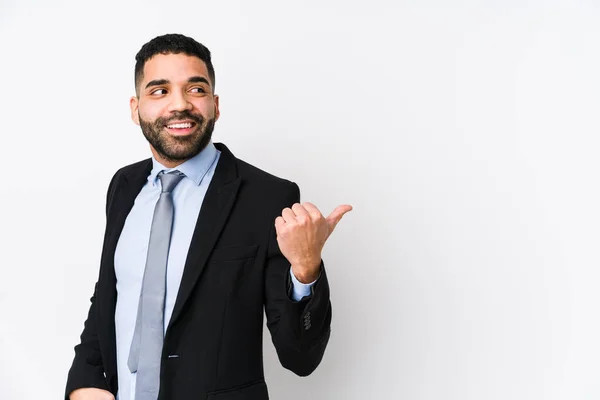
[159,170,185,193]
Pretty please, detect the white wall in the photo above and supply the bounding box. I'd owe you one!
[1,0,599,399]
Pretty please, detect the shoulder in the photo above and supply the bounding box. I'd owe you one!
[215,141,298,194]
[236,157,297,191]
[111,158,152,180]
[224,145,301,206]
[105,158,152,203]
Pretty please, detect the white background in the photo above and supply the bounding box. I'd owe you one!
[1,1,599,399]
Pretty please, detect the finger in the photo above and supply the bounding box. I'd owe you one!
[292,203,309,217]
[281,207,296,223]
[275,216,285,230]
[302,202,323,219]
[326,204,353,231]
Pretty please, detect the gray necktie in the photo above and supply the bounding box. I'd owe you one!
[127,170,185,400]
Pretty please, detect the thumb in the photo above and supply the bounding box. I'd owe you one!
[326,204,353,232]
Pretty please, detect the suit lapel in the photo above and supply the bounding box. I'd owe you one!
[167,143,240,332]
[97,159,152,382]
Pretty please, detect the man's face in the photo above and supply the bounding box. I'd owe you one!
[130,53,220,166]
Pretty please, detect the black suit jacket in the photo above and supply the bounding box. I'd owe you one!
[65,142,332,400]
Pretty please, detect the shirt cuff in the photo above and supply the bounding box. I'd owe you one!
[289,267,318,302]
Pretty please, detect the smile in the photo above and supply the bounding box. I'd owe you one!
[166,122,196,129]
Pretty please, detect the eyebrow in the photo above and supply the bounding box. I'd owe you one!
[145,76,211,90]
[188,76,210,85]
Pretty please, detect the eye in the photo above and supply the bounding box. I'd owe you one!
[190,87,206,94]
[150,88,167,95]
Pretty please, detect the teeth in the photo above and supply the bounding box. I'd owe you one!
[167,122,193,129]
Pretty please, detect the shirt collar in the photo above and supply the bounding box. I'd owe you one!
[148,141,219,187]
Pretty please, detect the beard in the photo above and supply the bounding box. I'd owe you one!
[139,110,215,164]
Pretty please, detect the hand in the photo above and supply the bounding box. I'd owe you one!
[275,202,352,283]
[69,388,115,400]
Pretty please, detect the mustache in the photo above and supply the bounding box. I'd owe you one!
[157,111,204,126]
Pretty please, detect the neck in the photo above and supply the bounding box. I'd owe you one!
[150,146,187,169]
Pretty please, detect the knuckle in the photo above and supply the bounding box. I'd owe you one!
[297,214,309,224]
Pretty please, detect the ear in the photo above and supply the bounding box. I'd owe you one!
[213,95,220,122]
[130,96,140,125]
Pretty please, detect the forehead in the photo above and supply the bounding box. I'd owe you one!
[142,53,210,84]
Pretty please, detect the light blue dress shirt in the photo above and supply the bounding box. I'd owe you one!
[113,142,315,400]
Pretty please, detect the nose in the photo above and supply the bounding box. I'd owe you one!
[167,90,193,112]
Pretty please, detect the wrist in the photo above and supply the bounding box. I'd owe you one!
[291,263,320,284]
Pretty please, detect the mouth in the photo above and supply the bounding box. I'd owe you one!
[164,120,198,136]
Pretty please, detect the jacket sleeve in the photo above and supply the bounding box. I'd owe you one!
[64,172,120,399]
[64,282,110,399]
[263,182,333,377]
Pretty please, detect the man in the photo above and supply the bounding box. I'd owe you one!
[65,33,351,400]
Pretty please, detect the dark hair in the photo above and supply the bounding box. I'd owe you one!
[134,33,215,95]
